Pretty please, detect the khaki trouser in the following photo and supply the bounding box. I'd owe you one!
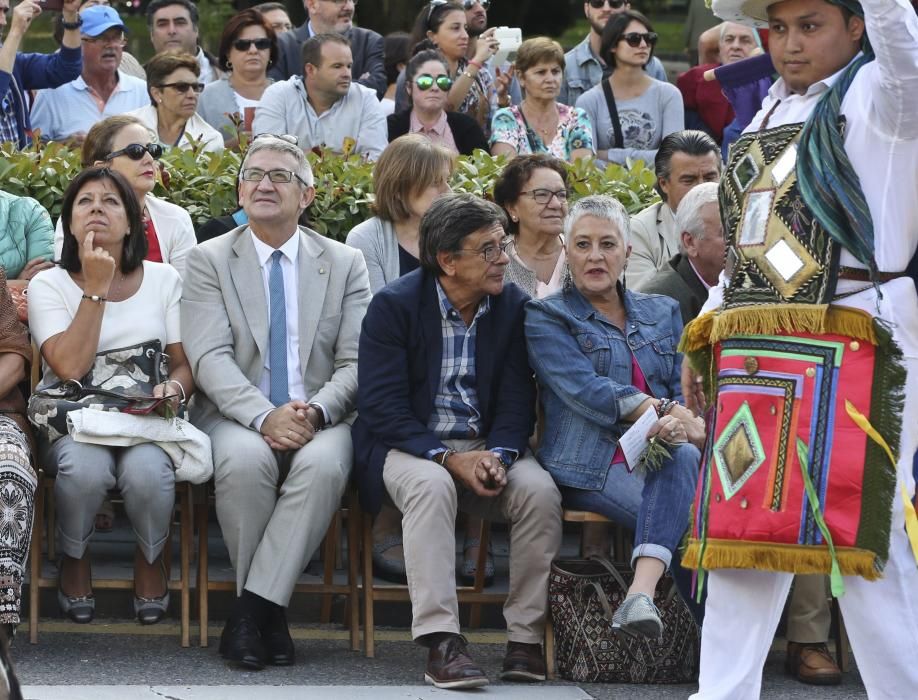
[383,439,562,643]
[786,574,831,643]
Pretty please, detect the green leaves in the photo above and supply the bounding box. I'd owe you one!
[0,141,661,242]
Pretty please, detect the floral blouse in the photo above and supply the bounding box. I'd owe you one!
[489,103,594,161]
[456,57,494,135]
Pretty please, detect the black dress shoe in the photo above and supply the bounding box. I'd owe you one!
[219,613,267,670]
[262,606,295,666]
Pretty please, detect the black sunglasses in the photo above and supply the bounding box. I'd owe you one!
[622,31,658,47]
[233,37,272,52]
[588,0,626,8]
[462,0,490,8]
[158,81,205,94]
[105,143,165,161]
[415,74,453,91]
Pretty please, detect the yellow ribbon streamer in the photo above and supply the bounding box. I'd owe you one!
[845,400,918,564]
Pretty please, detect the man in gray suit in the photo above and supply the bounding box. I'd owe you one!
[181,135,371,670]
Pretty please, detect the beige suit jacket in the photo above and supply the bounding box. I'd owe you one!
[180,225,371,432]
[626,201,679,291]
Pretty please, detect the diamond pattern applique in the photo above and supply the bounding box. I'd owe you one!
[771,144,797,187]
[739,190,774,246]
[765,238,806,282]
[732,152,760,193]
[714,401,766,500]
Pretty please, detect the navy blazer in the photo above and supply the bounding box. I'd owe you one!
[352,268,536,515]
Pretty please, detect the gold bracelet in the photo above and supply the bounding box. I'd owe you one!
[462,71,476,80]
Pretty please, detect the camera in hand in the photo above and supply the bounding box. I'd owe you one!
[493,27,522,68]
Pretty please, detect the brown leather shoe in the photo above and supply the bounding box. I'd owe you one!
[424,633,489,689]
[785,642,842,685]
[499,641,546,682]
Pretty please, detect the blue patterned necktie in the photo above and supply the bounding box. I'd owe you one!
[268,250,289,406]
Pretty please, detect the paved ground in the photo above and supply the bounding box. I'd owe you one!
[11,622,866,699]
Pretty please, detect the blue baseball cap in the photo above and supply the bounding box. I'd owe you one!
[79,5,128,38]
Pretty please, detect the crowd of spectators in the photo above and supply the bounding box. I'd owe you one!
[3,0,899,692]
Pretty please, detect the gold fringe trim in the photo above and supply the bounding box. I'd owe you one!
[679,305,878,352]
[682,540,882,581]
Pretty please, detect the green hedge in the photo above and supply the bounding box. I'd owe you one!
[0,141,660,241]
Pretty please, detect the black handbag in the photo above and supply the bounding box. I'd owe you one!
[548,555,700,684]
[27,339,171,444]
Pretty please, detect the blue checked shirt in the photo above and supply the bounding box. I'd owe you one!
[427,280,489,440]
[426,281,517,467]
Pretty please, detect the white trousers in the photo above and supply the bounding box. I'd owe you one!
[693,337,918,700]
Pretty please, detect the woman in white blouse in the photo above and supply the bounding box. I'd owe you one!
[30,167,194,626]
[128,52,223,154]
[55,115,197,279]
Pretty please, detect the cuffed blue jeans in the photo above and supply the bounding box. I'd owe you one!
[561,442,703,623]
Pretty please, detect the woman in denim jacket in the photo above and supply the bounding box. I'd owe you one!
[525,195,705,639]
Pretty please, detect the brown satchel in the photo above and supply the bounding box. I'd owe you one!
[548,555,700,684]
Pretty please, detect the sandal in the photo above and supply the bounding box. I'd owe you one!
[459,537,495,587]
[372,534,407,584]
[134,556,170,625]
[57,557,94,624]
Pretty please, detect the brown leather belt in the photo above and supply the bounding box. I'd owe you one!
[837,266,907,283]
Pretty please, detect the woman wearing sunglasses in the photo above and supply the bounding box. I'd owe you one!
[575,11,683,166]
[54,116,197,281]
[199,8,277,149]
[387,50,488,156]
[490,37,594,163]
[399,1,502,134]
[127,52,223,154]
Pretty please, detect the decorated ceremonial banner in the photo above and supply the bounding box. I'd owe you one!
[681,307,904,582]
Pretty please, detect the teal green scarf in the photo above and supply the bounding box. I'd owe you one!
[796,1,878,280]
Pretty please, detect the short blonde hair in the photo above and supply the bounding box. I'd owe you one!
[373,134,455,223]
[514,37,565,76]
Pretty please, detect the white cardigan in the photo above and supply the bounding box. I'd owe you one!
[126,104,224,154]
[55,194,197,279]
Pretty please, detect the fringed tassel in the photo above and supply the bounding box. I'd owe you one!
[679,305,878,350]
[679,312,715,353]
[682,540,883,580]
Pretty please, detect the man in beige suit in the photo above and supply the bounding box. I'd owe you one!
[180,134,371,670]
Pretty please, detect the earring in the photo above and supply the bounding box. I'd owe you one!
[511,215,518,222]
[226,61,232,70]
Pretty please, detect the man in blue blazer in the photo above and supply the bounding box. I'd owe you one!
[353,193,561,690]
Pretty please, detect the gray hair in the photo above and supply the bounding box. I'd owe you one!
[419,193,508,275]
[563,195,631,247]
[242,135,314,188]
[675,182,720,251]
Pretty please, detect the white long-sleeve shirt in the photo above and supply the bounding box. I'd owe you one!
[703,0,918,359]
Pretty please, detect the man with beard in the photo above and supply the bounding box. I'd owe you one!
[272,0,385,98]
[560,0,667,105]
[30,5,147,143]
[254,33,386,160]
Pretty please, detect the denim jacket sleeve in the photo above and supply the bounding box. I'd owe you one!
[525,297,651,429]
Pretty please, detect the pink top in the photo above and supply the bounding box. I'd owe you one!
[612,355,651,468]
[409,111,459,154]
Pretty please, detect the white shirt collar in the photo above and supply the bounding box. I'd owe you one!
[250,228,301,267]
[768,51,862,101]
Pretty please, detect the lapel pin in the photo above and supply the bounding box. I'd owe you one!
[319,267,326,274]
